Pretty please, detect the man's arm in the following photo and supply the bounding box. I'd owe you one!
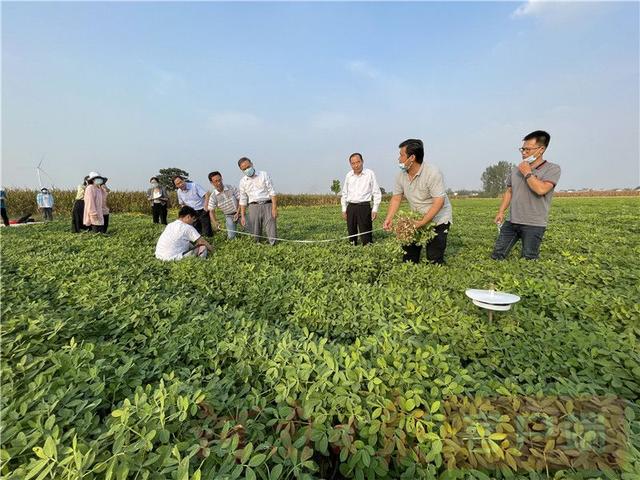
[209,208,220,231]
[495,187,512,224]
[414,196,445,228]
[382,194,403,231]
[518,161,555,196]
[370,171,382,220]
[341,174,349,220]
[194,236,214,253]
[271,195,278,219]
[203,192,211,212]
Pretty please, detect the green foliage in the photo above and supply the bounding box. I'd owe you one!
[331,179,341,196]
[1,198,639,479]
[481,161,514,197]
[157,168,190,191]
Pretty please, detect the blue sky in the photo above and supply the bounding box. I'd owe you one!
[2,1,639,192]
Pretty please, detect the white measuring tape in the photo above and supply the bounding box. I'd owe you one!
[218,227,387,244]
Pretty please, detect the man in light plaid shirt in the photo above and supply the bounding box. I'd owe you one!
[207,171,240,239]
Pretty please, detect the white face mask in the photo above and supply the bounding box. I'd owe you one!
[94,178,104,185]
[151,182,159,187]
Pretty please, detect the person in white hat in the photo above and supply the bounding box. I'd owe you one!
[83,171,107,232]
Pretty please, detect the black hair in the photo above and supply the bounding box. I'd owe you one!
[349,153,363,162]
[398,139,424,164]
[172,175,185,185]
[178,206,198,218]
[150,176,159,182]
[83,176,90,186]
[208,171,222,182]
[237,157,252,167]
[523,130,551,148]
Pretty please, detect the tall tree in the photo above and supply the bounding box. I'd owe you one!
[481,161,514,197]
[330,179,341,195]
[157,168,189,191]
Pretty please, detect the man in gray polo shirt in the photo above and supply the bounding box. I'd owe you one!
[492,130,561,260]
[383,138,453,264]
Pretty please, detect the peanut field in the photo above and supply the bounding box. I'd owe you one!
[1,198,639,480]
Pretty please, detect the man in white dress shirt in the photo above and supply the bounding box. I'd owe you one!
[340,153,382,245]
[237,157,278,245]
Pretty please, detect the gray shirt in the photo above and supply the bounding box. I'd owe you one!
[394,163,453,225]
[507,160,561,227]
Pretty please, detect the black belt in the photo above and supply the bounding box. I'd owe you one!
[348,201,371,206]
[249,200,272,205]
[224,212,237,216]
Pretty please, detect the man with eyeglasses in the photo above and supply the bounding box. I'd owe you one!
[492,130,561,260]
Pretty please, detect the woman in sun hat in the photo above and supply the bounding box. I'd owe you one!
[83,171,106,233]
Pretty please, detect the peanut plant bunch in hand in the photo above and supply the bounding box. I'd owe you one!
[392,210,436,246]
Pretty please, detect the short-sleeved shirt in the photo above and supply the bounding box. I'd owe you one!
[177,182,207,210]
[394,163,453,225]
[208,185,239,215]
[507,160,561,227]
[238,171,276,206]
[155,220,201,261]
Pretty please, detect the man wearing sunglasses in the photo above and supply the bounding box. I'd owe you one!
[492,130,561,260]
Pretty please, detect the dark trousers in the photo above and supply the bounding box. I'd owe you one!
[152,203,168,225]
[346,202,373,245]
[1,207,9,227]
[42,208,53,221]
[491,220,546,260]
[193,209,212,236]
[402,222,450,264]
[72,200,88,232]
[103,214,110,233]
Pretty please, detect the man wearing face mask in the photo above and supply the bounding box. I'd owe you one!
[36,188,55,221]
[383,139,453,264]
[173,176,212,236]
[147,176,169,225]
[492,130,561,260]
[237,157,277,245]
[341,152,382,245]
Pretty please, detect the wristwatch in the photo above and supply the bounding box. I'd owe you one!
[524,172,533,180]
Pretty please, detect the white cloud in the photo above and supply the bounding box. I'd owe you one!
[206,112,262,131]
[511,0,546,19]
[346,60,380,79]
[511,0,613,23]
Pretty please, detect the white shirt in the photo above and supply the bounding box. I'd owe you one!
[155,219,201,261]
[177,182,207,210]
[341,168,382,213]
[238,171,276,206]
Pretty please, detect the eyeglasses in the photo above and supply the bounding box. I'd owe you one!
[519,146,542,153]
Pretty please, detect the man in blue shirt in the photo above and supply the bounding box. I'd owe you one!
[36,188,55,221]
[173,176,213,236]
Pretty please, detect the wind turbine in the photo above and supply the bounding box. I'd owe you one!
[36,155,56,189]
